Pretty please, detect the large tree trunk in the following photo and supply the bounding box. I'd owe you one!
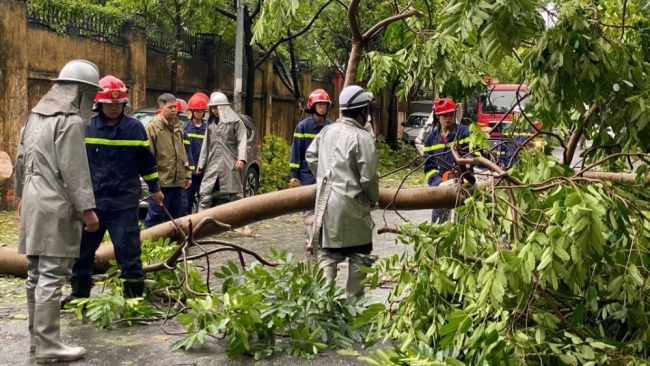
[0,185,466,278]
[343,42,363,88]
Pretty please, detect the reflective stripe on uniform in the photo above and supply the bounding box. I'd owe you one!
[290,163,300,168]
[142,172,159,181]
[294,133,318,139]
[425,169,439,180]
[85,138,149,147]
[187,133,204,139]
[423,143,446,152]
[188,165,196,170]
[184,140,190,145]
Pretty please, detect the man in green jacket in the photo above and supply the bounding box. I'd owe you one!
[144,93,193,228]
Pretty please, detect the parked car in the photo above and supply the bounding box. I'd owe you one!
[130,107,262,214]
[401,112,430,145]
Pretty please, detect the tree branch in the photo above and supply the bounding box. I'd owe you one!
[251,0,263,19]
[255,0,334,69]
[620,0,627,41]
[564,103,599,165]
[214,5,237,21]
[347,0,363,43]
[362,6,424,42]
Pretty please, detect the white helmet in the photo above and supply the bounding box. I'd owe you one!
[339,85,375,111]
[52,60,102,90]
[208,92,230,106]
[512,105,523,113]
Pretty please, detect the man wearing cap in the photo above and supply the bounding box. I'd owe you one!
[306,85,380,299]
[15,59,101,363]
[289,89,334,254]
[196,92,247,211]
[60,76,163,308]
[144,93,194,228]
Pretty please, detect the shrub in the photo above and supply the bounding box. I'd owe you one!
[260,135,291,193]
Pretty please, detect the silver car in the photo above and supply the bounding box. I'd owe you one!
[130,108,262,214]
[401,112,430,145]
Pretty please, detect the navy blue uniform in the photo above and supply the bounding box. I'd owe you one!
[499,121,535,168]
[423,124,472,223]
[71,114,160,286]
[182,119,206,214]
[290,116,333,185]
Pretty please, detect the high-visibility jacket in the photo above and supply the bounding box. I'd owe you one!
[290,116,333,185]
[183,120,206,175]
[423,124,471,187]
[85,114,160,211]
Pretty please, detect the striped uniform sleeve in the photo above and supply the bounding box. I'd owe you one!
[289,123,305,179]
[423,132,442,186]
[132,129,160,193]
[183,131,195,177]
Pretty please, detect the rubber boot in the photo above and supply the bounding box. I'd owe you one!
[28,294,36,353]
[60,277,92,309]
[34,302,86,364]
[123,280,144,299]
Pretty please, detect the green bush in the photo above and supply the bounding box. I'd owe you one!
[376,136,420,175]
[260,135,291,193]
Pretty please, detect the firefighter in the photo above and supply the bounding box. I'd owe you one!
[306,85,380,299]
[61,75,164,308]
[182,93,209,214]
[423,98,472,223]
[196,92,247,211]
[500,105,537,168]
[289,89,334,253]
[144,93,194,228]
[15,59,101,363]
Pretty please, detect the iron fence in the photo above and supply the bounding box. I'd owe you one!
[27,4,126,46]
[146,28,221,61]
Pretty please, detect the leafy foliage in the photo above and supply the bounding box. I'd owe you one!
[173,248,374,360]
[260,134,291,193]
[357,150,650,365]
[376,136,420,175]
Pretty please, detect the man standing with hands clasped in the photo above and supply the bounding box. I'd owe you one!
[144,93,194,228]
[15,59,101,363]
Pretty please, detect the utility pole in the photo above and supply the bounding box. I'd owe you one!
[233,0,244,113]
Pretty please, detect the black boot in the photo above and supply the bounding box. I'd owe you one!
[60,277,93,309]
[123,280,145,299]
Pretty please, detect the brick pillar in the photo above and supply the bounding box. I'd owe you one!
[123,16,147,111]
[0,0,29,160]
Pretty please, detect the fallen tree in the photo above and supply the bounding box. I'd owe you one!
[1,170,648,279]
[0,184,467,278]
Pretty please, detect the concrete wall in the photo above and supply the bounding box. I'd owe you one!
[0,0,399,161]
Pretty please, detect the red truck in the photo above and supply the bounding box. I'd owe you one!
[463,79,530,140]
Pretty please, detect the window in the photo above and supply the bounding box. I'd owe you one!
[480,90,530,114]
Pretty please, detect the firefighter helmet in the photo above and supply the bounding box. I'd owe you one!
[339,85,375,111]
[208,92,230,106]
[305,89,331,114]
[52,60,102,90]
[176,99,188,113]
[433,98,456,115]
[188,93,208,110]
[94,76,129,104]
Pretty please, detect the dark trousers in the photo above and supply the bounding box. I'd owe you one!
[182,174,203,215]
[71,208,143,282]
[144,186,183,228]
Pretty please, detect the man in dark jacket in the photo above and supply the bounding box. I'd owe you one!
[289,89,333,253]
[62,76,163,307]
[182,92,208,214]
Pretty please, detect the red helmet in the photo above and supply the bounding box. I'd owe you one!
[94,76,129,105]
[188,93,208,110]
[176,99,188,113]
[305,89,331,114]
[433,98,456,115]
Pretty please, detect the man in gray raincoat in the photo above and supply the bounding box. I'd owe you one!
[15,60,101,364]
[306,85,380,299]
[196,92,247,211]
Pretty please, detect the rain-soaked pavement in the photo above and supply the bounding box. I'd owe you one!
[0,207,430,366]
